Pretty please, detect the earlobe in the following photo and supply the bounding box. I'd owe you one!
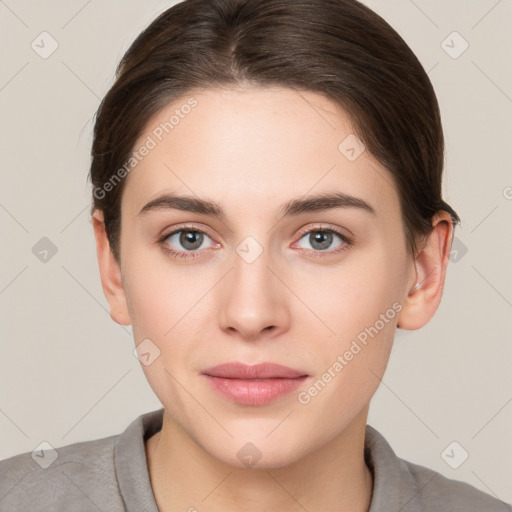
[397,211,454,330]
[91,210,131,326]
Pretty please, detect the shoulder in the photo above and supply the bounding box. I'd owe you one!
[364,425,511,512]
[0,433,124,511]
[398,456,511,512]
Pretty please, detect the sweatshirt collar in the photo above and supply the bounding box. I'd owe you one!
[115,408,410,512]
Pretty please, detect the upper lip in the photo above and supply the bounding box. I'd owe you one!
[202,362,308,379]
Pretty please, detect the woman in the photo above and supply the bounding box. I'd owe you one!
[1,0,509,510]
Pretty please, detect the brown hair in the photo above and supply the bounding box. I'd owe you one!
[89,0,460,262]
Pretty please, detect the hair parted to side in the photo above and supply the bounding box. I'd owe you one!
[89,0,460,263]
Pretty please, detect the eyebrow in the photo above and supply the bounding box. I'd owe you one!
[138,192,376,219]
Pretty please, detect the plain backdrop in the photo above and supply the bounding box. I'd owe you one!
[1,0,511,504]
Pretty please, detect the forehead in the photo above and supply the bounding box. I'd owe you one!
[122,86,400,220]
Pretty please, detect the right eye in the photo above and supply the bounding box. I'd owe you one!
[159,227,220,260]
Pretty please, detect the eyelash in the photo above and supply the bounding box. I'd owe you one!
[157,224,354,260]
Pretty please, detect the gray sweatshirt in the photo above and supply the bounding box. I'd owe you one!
[0,408,510,511]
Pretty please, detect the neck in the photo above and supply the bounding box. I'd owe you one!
[145,408,373,512]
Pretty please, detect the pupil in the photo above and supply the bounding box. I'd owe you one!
[180,231,203,250]
[310,231,332,250]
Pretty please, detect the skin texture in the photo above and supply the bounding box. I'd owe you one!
[92,86,453,512]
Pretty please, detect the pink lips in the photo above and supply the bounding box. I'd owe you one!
[202,362,308,406]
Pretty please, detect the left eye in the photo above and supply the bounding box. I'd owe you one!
[295,229,345,251]
[165,229,213,252]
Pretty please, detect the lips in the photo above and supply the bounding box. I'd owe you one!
[202,362,307,379]
[202,362,309,406]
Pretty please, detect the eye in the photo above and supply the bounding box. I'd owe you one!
[167,229,209,251]
[293,227,352,255]
[159,227,219,259]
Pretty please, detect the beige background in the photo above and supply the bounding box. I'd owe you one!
[1,0,511,504]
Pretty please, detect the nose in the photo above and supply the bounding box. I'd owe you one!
[217,244,290,342]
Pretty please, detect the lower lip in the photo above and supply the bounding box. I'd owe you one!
[203,375,308,406]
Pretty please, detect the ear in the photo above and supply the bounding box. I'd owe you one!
[397,210,454,330]
[91,209,131,326]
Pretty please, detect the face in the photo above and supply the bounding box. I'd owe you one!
[112,86,416,467]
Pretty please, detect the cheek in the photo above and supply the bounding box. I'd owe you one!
[123,259,202,410]
[122,255,217,399]
[122,244,205,339]
[289,244,405,402]
[295,249,404,338]
[295,270,399,427]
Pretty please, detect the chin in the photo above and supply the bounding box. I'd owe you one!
[197,430,315,470]
[216,444,303,470]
